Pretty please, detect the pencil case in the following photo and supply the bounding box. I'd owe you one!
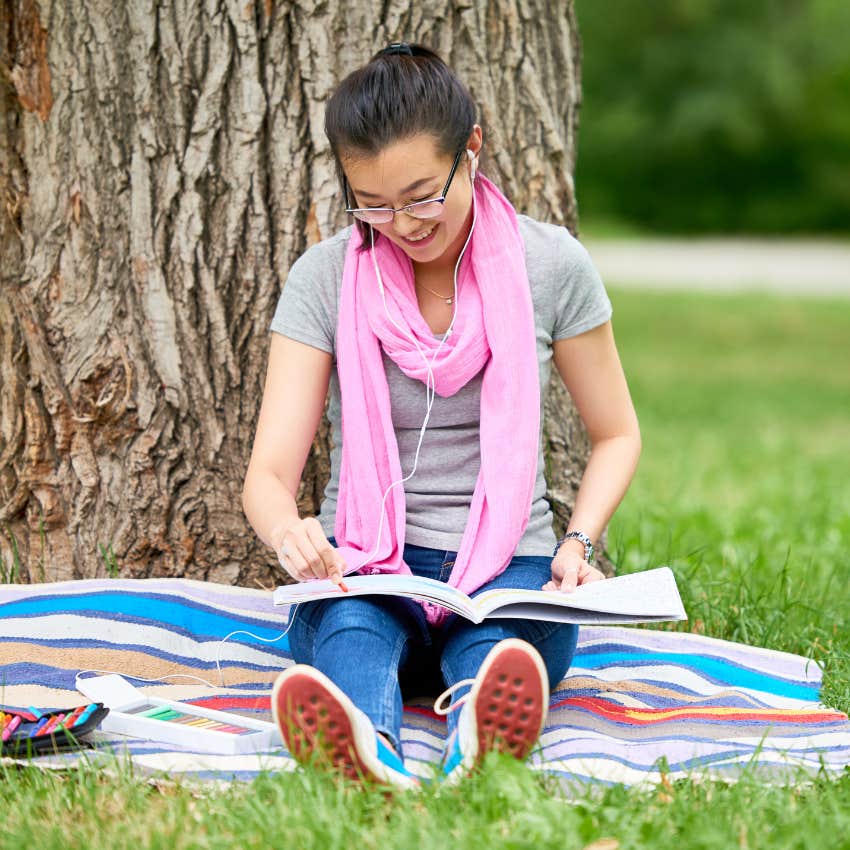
[0,703,109,757]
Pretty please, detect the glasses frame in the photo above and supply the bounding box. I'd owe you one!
[344,148,465,224]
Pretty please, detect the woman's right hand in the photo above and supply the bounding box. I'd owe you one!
[275,516,347,584]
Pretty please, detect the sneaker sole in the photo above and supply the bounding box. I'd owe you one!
[471,639,549,762]
[271,665,417,790]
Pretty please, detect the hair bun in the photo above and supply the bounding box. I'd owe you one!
[380,42,414,57]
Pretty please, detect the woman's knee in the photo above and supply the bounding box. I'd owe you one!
[313,596,416,646]
[441,618,578,689]
[527,621,579,687]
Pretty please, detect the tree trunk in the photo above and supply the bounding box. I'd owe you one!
[0,0,605,585]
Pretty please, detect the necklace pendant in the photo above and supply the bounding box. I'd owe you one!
[445,297,453,305]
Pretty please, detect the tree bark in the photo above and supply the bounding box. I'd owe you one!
[0,0,605,585]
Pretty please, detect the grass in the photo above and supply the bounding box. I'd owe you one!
[2,515,48,584]
[2,755,850,849]
[608,290,850,714]
[2,289,850,848]
[99,543,120,578]
[1,531,117,583]
[1,526,23,584]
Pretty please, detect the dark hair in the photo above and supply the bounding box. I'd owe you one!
[324,43,478,249]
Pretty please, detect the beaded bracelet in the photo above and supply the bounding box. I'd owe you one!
[552,530,594,564]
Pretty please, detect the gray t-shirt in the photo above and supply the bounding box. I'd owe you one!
[270,215,612,556]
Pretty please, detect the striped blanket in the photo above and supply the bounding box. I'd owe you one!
[2,578,848,787]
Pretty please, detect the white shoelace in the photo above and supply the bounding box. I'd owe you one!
[433,678,476,716]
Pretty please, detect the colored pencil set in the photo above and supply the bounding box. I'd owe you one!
[126,702,255,735]
[0,703,109,756]
[74,674,281,754]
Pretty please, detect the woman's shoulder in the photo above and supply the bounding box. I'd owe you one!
[288,225,353,283]
[515,214,589,272]
[514,213,610,336]
[272,226,353,355]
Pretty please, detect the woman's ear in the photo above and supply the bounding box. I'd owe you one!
[466,123,484,159]
[466,124,483,179]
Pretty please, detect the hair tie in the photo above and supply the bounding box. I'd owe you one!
[381,42,413,57]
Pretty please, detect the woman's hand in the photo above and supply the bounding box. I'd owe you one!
[542,548,605,594]
[275,516,347,584]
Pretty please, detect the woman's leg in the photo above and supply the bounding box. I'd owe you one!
[288,594,419,756]
[438,555,579,740]
[285,536,449,755]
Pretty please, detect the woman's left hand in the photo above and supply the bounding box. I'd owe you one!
[542,549,606,594]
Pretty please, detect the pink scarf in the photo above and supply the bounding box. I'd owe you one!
[333,175,541,625]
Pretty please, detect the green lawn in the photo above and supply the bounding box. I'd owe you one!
[3,289,850,849]
[609,290,850,714]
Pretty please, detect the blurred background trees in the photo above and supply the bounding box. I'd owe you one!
[575,0,850,234]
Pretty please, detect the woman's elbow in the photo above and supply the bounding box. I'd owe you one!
[241,462,258,518]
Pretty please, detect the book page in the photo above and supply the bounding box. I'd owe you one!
[473,567,686,621]
[471,601,681,625]
[273,574,475,619]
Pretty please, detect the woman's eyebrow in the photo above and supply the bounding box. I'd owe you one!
[353,176,437,200]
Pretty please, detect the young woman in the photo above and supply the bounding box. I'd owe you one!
[243,43,641,788]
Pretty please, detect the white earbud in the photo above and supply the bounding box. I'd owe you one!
[467,149,478,179]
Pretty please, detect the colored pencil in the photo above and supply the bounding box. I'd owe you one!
[29,716,49,738]
[72,704,99,727]
[2,715,22,742]
[39,713,65,736]
[61,705,86,729]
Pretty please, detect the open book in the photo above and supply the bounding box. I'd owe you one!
[273,566,687,626]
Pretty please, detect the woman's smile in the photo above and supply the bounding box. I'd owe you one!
[400,223,439,248]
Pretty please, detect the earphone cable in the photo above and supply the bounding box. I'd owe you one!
[358,179,478,572]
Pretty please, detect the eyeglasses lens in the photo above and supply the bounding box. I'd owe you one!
[353,209,393,224]
[353,200,444,224]
[406,201,443,219]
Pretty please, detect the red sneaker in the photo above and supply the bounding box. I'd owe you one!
[435,638,549,783]
[272,664,419,790]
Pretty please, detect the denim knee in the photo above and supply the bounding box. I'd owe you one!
[287,599,323,667]
[293,595,414,652]
[440,617,578,689]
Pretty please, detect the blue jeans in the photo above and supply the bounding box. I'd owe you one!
[288,537,579,756]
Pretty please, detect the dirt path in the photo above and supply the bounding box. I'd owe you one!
[581,237,850,297]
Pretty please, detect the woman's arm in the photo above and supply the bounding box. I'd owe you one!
[242,333,346,582]
[546,319,642,591]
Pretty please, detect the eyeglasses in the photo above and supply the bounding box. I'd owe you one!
[344,148,464,224]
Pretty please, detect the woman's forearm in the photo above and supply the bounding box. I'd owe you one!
[244,437,639,560]
[242,465,303,555]
[564,434,642,546]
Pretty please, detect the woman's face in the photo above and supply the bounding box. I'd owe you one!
[342,130,481,268]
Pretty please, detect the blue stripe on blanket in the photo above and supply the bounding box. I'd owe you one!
[0,663,281,694]
[0,593,289,645]
[574,652,818,700]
